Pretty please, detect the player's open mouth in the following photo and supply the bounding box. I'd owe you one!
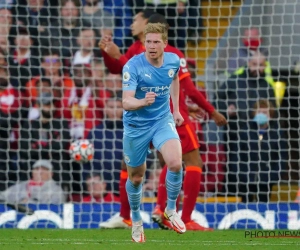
[149,52,156,56]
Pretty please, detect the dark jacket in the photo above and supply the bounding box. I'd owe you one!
[12,0,58,41]
[19,117,71,181]
[231,120,288,184]
[216,69,276,138]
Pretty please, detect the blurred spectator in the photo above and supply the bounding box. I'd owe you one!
[12,0,58,46]
[25,49,74,108]
[19,92,71,186]
[84,97,123,194]
[143,168,161,197]
[226,28,268,74]
[231,100,288,202]
[0,65,22,191]
[215,52,277,196]
[0,159,66,204]
[49,0,82,65]
[82,0,113,38]
[91,60,121,107]
[104,72,122,92]
[103,0,133,50]
[0,0,14,9]
[62,63,103,140]
[0,7,14,49]
[91,58,105,89]
[145,0,187,51]
[27,77,64,120]
[0,36,10,57]
[73,27,96,65]
[82,173,120,202]
[186,0,203,44]
[0,48,8,66]
[9,27,39,88]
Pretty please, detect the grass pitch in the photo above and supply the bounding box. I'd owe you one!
[0,229,299,250]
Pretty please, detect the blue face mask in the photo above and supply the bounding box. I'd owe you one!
[253,113,269,125]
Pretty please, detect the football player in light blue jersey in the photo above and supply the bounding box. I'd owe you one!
[122,23,186,243]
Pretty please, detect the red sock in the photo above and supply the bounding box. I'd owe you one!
[119,170,131,220]
[181,166,202,223]
[156,165,168,211]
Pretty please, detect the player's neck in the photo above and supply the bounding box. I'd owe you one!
[145,53,164,68]
[139,35,144,44]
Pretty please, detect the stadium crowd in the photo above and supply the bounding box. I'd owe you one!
[0,0,293,207]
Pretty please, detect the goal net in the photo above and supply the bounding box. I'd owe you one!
[0,0,298,230]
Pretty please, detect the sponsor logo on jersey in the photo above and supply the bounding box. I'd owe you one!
[141,86,170,96]
[144,73,151,79]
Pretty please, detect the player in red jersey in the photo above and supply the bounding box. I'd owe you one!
[99,11,227,230]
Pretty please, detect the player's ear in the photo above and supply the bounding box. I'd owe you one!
[164,40,168,48]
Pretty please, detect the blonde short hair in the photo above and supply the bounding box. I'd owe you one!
[144,23,168,41]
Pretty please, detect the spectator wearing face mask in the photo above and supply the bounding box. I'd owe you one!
[226,28,269,75]
[231,100,288,203]
[215,52,277,197]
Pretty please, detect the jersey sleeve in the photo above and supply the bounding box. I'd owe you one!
[122,62,139,92]
[174,55,181,78]
[178,57,190,81]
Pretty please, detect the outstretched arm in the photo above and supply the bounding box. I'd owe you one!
[181,76,227,126]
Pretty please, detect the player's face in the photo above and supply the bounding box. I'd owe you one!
[131,13,147,37]
[145,33,167,60]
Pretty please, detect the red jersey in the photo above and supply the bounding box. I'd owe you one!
[62,86,104,139]
[102,41,215,124]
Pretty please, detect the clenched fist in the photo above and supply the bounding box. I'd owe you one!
[143,92,156,106]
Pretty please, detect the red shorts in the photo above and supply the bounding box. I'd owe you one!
[177,122,200,154]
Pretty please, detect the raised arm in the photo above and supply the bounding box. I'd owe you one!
[99,36,136,74]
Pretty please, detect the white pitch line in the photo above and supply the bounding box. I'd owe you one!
[0,239,299,246]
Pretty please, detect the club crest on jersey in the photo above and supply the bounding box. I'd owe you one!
[123,72,130,82]
[124,155,130,164]
[168,69,175,78]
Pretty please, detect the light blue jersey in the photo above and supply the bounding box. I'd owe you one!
[122,52,181,167]
[122,52,180,129]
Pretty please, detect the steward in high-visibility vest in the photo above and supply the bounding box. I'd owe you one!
[232,63,286,107]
